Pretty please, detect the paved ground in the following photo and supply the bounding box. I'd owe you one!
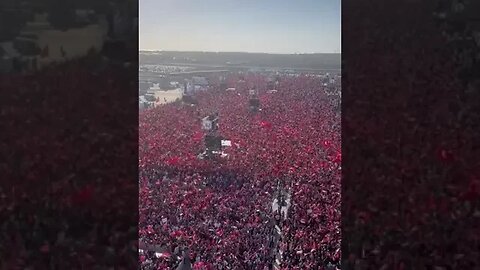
[271,191,292,269]
[153,88,183,105]
[272,192,292,218]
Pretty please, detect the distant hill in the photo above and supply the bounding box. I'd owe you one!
[140,51,340,70]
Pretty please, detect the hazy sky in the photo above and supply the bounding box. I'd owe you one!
[140,0,340,54]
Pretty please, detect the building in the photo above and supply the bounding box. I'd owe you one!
[139,95,155,111]
[182,77,209,94]
[149,83,161,91]
[192,76,209,91]
[139,81,152,94]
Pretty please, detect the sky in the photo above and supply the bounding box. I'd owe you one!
[140,0,340,54]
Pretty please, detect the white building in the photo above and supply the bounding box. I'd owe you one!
[149,83,161,91]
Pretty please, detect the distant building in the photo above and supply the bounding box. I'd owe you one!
[139,81,152,92]
[144,92,156,102]
[193,77,208,84]
[149,83,161,91]
[182,77,209,94]
[192,76,208,91]
[139,95,155,110]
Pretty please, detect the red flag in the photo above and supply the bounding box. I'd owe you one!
[334,152,341,163]
[156,251,171,259]
[194,262,211,270]
[170,230,183,238]
[166,157,180,165]
[193,131,203,142]
[260,121,272,128]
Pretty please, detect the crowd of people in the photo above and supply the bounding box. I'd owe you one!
[0,55,138,269]
[342,0,479,269]
[139,73,341,269]
[434,0,480,88]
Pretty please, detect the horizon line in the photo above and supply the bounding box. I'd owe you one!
[139,50,341,55]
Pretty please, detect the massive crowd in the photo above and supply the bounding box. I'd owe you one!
[342,1,480,269]
[139,73,341,269]
[0,56,138,269]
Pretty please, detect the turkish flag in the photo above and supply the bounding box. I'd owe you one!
[166,157,180,165]
[193,131,203,142]
[260,121,272,129]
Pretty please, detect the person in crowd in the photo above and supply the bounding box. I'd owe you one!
[139,72,341,269]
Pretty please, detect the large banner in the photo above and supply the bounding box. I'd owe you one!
[221,140,232,147]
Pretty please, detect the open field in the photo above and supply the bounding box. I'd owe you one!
[152,88,183,105]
